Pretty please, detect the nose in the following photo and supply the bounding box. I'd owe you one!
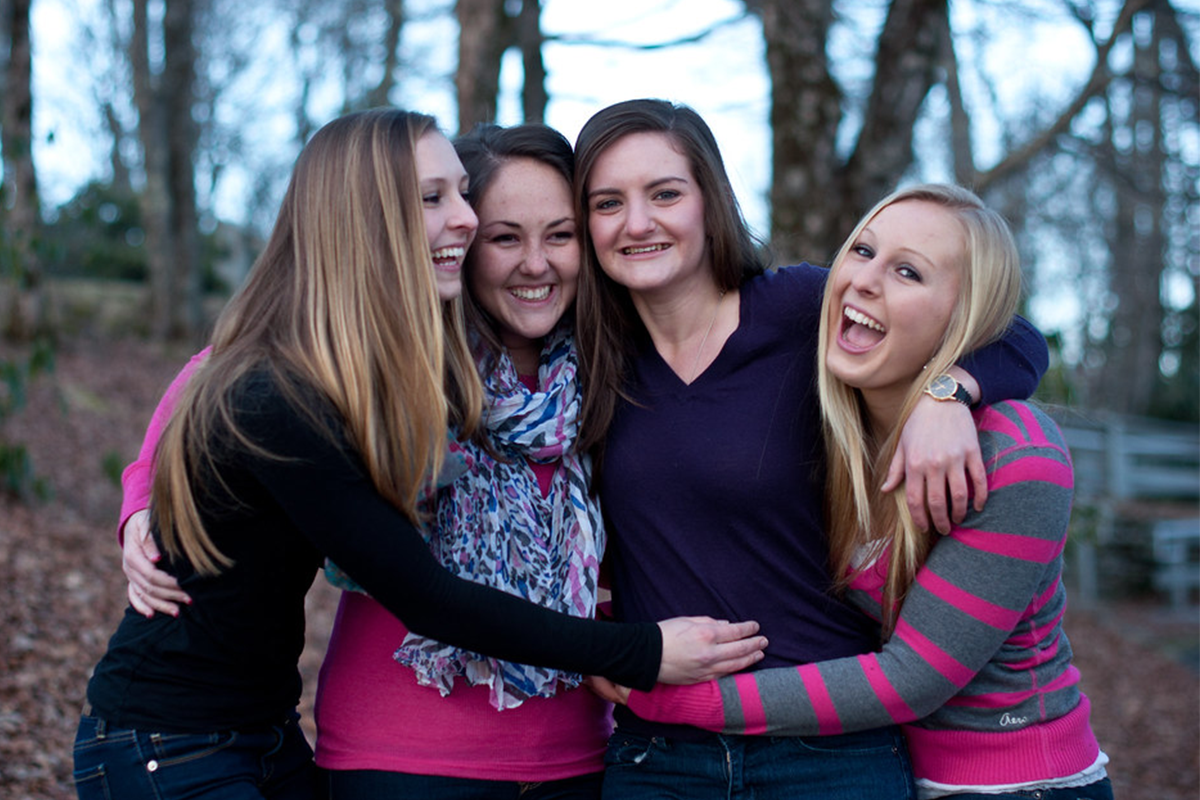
[520,242,551,277]
[451,194,478,235]
[847,259,881,295]
[625,199,655,237]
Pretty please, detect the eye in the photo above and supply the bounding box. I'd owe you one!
[897,264,922,281]
[548,229,576,244]
[851,243,874,259]
[593,198,619,212]
[487,233,519,245]
[653,189,681,202]
[422,191,441,206]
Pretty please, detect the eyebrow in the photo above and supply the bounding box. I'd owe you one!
[587,175,689,199]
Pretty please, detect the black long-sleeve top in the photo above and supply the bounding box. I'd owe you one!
[86,370,660,732]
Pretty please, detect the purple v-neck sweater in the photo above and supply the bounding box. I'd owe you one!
[599,263,1047,737]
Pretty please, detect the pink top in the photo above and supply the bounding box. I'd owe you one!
[122,358,611,780]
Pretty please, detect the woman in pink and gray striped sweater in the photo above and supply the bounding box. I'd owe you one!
[596,184,1114,800]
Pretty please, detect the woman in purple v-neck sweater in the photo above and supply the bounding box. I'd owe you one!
[573,100,1049,799]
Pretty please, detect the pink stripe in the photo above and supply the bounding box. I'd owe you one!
[918,569,1019,630]
[954,526,1062,564]
[988,454,1073,491]
[735,672,769,735]
[799,667,844,735]
[892,618,976,687]
[858,655,918,722]
[941,666,1079,709]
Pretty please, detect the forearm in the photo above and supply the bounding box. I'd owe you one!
[117,348,210,542]
[956,315,1047,405]
[244,395,663,690]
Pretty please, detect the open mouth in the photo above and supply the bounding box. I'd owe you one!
[432,246,466,270]
[841,305,886,349]
[622,243,670,255]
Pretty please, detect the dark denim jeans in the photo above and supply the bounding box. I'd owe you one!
[601,726,916,800]
[72,713,320,800]
[324,768,603,800]
[936,778,1114,800]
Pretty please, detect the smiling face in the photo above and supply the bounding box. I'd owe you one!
[415,131,478,300]
[585,131,712,301]
[826,199,965,424]
[467,157,580,368]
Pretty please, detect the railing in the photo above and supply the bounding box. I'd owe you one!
[1050,408,1200,608]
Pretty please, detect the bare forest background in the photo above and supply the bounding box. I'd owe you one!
[0,1,1197,798]
[1,0,1198,421]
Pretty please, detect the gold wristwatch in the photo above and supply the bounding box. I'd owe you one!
[924,373,973,406]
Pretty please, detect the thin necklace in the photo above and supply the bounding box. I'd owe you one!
[687,290,726,383]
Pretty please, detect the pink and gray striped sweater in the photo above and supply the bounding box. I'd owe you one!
[627,400,1105,788]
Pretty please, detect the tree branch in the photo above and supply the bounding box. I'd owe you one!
[976,0,1153,191]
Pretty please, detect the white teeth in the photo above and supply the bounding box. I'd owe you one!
[432,246,465,261]
[844,306,885,333]
[623,244,668,255]
[511,286,552,301]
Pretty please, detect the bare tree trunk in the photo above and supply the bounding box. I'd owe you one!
[747,0,841,264]
[132,0,200,341]
[455,0,511,132]
[1,0,47,341]
[1098,2,1169,415]
[366,0,404,109]
[517,0,547,123]
[843,0,948,229]
[163,0,200,339]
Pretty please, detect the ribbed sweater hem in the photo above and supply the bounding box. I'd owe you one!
[905,695,1099,784]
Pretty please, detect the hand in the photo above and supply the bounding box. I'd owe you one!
[655,617,767,684]
[883,393,986,534]
[585,675,631,705]
[122,510,190,617]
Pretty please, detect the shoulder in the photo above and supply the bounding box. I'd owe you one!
[975,400,1073,487]
[741,263,829,332]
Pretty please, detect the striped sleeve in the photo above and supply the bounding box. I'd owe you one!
[627,402,1074,735]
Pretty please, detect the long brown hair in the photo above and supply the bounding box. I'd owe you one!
[152,108,481,574]
[572,99,766,475]
[819,184,1022,636]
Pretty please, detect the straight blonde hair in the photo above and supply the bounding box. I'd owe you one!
[152,109,482,574]
[818,184,1022,636]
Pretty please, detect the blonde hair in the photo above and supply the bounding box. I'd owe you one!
[818,184,1022,635]
[152,108,482,574]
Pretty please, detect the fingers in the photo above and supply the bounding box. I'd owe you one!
[584,675,630,705]
[905,475,930,532]
[709,619,761,643]
[968,450,988,512]
[128,583,183,618]
[699,647,766,681]
[122,509,190,616]
[881,445,906,493]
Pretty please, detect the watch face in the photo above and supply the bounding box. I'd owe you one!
[927,374,956,399]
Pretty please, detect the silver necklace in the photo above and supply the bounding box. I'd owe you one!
[687,290,726,383]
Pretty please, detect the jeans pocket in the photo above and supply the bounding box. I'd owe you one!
[146,729,239,768]
[603,732,660,769]
[71,763,113,800]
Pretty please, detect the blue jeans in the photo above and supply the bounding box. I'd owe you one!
[601,727,916,800]
[936,778,1114,800]
[72,713,320,800]
[324,768,603,799]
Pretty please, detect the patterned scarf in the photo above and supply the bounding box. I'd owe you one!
[331,324,604,710]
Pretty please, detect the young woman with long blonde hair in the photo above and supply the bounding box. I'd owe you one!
[610,184,1113,800]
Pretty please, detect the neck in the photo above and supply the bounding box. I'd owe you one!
[863,389,907,438]
[501,336,543,378]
